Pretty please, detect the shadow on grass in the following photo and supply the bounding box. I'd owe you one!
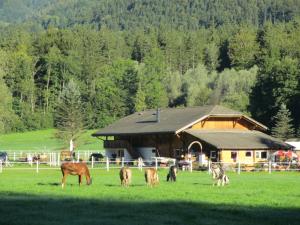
[37,182,61,186]
[192,182,212,186]
[104,184,145,187]
[0,192,299,225]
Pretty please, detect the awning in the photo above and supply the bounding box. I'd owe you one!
[184,129,293,150]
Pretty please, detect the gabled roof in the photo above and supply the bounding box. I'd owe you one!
[92,105,267,136]
[185,129,292,150]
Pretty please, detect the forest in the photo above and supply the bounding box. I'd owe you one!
[0,0,299,139]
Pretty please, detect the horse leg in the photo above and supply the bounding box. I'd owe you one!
[62,174,67,188]
[78,175,82,186]
[222,176,225,186]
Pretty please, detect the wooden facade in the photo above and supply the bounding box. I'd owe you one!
[106,117,271,163]
[94,106,291,164]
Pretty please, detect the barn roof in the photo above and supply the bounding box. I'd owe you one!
[92,105,267,136]
[185,129,293,150]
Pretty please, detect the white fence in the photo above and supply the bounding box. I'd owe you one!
[4,150,98,162]
[0,155,299,173]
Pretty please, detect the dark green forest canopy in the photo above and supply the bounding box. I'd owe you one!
[1,0,300,29]
[0,0,299,138]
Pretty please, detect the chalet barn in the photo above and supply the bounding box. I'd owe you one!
[92,105,292,165]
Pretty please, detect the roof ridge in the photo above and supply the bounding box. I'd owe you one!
[209,105,219,114]
[135,105,218,113]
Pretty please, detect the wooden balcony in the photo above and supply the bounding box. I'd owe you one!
[103,140,139,158]
[104,140,130,149]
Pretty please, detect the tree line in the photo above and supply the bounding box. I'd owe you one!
[0,0,299,140]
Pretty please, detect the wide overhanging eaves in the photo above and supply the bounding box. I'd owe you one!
[92,130,175,137]
[184,129,292,150]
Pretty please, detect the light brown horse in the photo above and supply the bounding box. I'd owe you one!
[145,168,159,187]
[61,162,92,188]
[119,167,132,187]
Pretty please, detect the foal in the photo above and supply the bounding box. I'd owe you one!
[61,162,92,188]
[211,163,229,186]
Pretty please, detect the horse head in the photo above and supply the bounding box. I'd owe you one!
[87,177,92,185]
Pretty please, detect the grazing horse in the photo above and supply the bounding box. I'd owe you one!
[61,162,92,188]
[211,163,229,186]
[166,165,177,182]
[145,168,159,187]
[119,167,132,187]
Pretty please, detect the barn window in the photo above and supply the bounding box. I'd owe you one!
[210,151,217,159]
[261,151,267,159]
[231,151,237,159]
[255,151,260,158]
[245,151,252,157]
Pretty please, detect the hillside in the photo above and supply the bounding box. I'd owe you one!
[0,129,102,151]
[0,0,299,139]
[0,0,299,29]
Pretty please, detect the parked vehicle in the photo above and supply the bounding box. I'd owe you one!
[0,152,8,163]
[89,153,104,161]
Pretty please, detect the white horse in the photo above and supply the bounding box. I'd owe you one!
[211,163,229,186]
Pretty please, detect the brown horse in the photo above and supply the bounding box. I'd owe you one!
[61,162,92,188]
[119,167,132,187]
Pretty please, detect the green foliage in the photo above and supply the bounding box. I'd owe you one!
[54,80,84,144]
[0,1,300,133]
[134,82,147,112]
[213,67,258,113]
[271,104,295,140]
[228,25,259,69]
[2,0,300,29]
[182,64,213,106]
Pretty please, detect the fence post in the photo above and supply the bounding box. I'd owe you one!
[106,157,109,171]
[121,157,124,167]
[189,159,193,172]
[53,153,56,166]
[268,160,272,174]
[77,152,80,162]
[49,153,52,167]
[5,156,8,167]
[36,160,39,173]
[92,156,94,168]
[139,158,143,171]
[208,160,211,174]
[238,161,241,175]
[13,152,16,161]
[0,160,2,173]
[155,157,158,170]
[57,152,60,166]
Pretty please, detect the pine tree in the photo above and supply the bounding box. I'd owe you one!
[134,83,146,112]
[54,80,84,145]
[271,104,295,140]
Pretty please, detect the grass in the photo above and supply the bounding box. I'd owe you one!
[0,129,103,151]
[0,169,299,225]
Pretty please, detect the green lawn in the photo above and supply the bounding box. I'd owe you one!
[0,129,103,151]
[0,169,299,225]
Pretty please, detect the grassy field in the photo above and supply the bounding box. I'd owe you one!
[0,169,299,225]
[0,129,103,151]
